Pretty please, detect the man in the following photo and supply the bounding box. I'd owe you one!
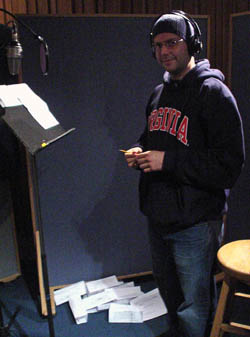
[124,11,245,337]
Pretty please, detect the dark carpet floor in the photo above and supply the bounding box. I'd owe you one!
[0,274,249,337]
[0,276,168,337]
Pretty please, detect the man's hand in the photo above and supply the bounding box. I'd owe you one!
[124,147,142,169]
[136,151,165,172]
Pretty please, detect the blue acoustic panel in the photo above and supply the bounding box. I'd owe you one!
[226,13,250,241]
[18,15,209,286]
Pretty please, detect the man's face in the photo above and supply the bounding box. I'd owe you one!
[153,32,192,80]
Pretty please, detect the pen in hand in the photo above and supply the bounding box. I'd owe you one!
[119,149,135,154]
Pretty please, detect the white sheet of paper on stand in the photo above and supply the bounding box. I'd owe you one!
[86,275,121,294]
[109,303,143,323]
[0,83,59,129]
[0,85,22,107]
[69,296,88,324]
[53,281,87,306]
[130,288,167,321]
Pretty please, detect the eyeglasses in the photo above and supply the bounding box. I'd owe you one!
[152,38,184,51]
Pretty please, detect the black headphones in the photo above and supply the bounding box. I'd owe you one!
[150,10,203,57]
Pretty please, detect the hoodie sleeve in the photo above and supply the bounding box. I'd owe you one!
[162,79,245,190]
[131,87,161,150]
[132,125,147,150]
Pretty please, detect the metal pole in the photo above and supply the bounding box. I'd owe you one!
[30,154,55,337]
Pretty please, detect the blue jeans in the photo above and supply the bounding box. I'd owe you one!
[148,220,223,337]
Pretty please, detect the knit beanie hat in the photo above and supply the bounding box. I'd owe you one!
[151,14,192,41]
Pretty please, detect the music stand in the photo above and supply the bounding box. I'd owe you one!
[0,103,75,337]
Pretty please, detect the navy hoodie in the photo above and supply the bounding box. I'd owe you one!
[135,59,245,233]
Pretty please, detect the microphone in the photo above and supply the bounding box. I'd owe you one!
[6,21,23,76]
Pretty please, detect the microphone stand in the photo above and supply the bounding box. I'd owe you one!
[0,8,49,76]
[0,305,28,337]
[0,8,54,337]
[0,303,17,337]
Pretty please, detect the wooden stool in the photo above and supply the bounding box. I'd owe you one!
[210,240,250,337]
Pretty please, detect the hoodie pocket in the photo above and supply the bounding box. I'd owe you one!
[146,182,183,225]
[179,185,224,225]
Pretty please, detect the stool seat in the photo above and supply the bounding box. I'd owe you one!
[210,240,250,337]
[218,240,250,284]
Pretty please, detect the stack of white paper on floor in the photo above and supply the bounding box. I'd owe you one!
[53,275,167,325]
[53,281,87,306]
[130,288,167,321]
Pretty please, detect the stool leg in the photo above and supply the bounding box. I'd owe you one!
[210,280,229,337]
[222,277,237,325]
